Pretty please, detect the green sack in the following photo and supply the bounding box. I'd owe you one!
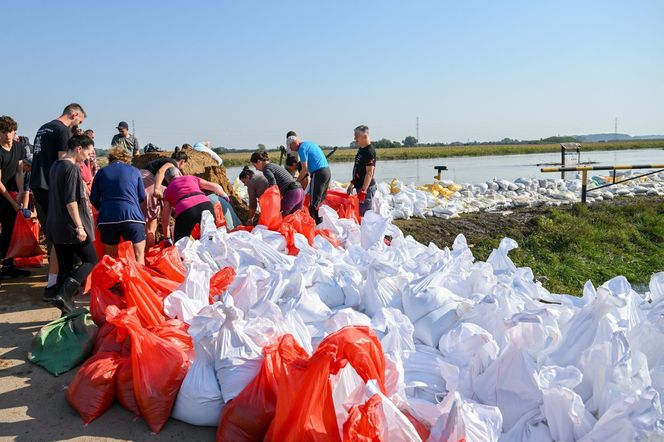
[28,308,98,376]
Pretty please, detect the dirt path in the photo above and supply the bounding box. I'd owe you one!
[0,267,215,441]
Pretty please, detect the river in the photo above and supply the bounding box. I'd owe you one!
[225,148,664,186]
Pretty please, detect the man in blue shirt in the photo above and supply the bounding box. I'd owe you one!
[287,135,331,224]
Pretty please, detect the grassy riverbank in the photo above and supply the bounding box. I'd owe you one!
[217,139,664,167]
[394,196,664,295]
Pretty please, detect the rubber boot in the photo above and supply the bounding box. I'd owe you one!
[51,277,79,314]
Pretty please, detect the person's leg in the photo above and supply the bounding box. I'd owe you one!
[52,243,76,312]
[281,188,305,215]
[0,198,18,278]
[69,241,98,284]
[173,203,214,242]
[310,167,331,224]
[358,184,377,217]
[34,188,58,292]
[121,222,147,265]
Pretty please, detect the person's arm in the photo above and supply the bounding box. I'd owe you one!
[0,169,20,211]
[153,163,174,199]
[137,171,146,204]
[89,174,100,210]
[199,178,228,199]
[361,165,375,192]
[297,161,309,185]
[263,167,276,187]
[15,160,25,205]
[66,201,87,242]
[162,200,172,239]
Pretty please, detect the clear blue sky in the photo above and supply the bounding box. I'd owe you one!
[3,0,663,149]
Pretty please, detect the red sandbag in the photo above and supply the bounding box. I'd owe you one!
[316,228,342,248]
[230,225,254,233]
[145,242,185,282]
[13,255,44,267]
[258,186,283,230]
[267,326,386,441]
[5,212,42,258]
[217,334,309,442]
[66,352,124,424]
[343,393,382,442]
[106,306,190,433]
[90,285,126,326]
[214,201,227,229]
[116,358,141,417]
[149,319,194,361]
[91,208,106,261]
[210,267,237,296]
[323,190,361,224]
[283,209,316,244]
[93,322,125,355]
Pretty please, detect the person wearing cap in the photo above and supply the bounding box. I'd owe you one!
[286,134,330,224]
[111,121,140,157]
[347,125,377,216]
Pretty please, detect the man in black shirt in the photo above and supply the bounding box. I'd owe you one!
[347,125,377,216]
[31,103,86,296]
[0,116,29,279]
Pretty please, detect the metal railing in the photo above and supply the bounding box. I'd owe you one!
[541,164,664,203]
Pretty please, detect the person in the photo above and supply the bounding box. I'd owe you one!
[111,121,140,157]
[162,168,227,242]
[286,135,331,223]
[238,167,269,225]
[193,141,223,165]
[46,135,97,313]
[0,116,29,280]
[139,151,188,246]
[83,129,99,176]
[90,146,147,264]
[21,153,33,211]
[249,151,305,216]
[31,103,86,299]
[347,125,377,216]
[78,138,95,190]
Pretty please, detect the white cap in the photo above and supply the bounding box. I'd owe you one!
[286,135,297,153]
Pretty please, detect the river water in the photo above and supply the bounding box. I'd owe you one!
[225,149,664,186]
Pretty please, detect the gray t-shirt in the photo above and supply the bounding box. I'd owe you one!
[47,159,95,244]
[246,172,269,210]
[111,133,140,155]
[263,163,301,195]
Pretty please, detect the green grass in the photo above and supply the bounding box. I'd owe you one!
[216,140,664,167]
[396,198,664,295]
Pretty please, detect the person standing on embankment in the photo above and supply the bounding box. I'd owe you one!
[347,124,377,216]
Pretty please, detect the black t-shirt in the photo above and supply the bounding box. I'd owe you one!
[31,120,71,191]
[144,158,177,186]
[46,159,95,244]
[0,143,27,192]
[351,144,377,189]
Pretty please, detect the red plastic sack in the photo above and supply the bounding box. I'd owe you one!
[116,358,141,417]
[66,351,124,424]
[106,306,190,433]
[210,267,237,296]
[5,211,42,258]
[149,319,194,361]
[91,208,106,261]
[323,190,361,224]
[93,322,125,355]
[230,225,254,233]
[145,242,185,282]
[267,326,387,441]
[315,229,342,248]
[343,394,382,442]
[13,255,44,267]
[90,285,126,326]
[258,186,283,230]
[217,334,309,442]
[214,201,227,229]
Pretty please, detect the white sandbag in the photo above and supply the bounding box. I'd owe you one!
[402,264,460,323]
[412,300,461,348]
[428,391,503,442]
[213,298,264,403]
[500,409,553,442]
[164,260,213,324]
[486,237,519,276]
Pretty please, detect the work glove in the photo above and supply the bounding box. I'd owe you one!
[358,189,367,203]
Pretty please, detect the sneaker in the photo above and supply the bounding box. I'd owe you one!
[43,285,58,302]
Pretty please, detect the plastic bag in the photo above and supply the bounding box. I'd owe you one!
[66,351,124,424]
[210,267,237,296]
[13,255,44,267]
[258,185,283,230]
[145,241,186,282]
[106,306,190,433]
[428,391,503,442]
[5,211,42,258]
[323,190,360,224]
[116,359,141,416]
[89,285,125,326]
[217,334,309,441]
[28,309,98,376]
[267,326,386,441]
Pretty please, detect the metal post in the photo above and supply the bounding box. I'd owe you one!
[561,145,565,180]
[581,169,588,203]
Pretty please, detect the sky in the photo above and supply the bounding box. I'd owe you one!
[3,0,663,150]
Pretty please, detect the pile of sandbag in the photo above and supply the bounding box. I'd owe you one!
[65,192,664,440]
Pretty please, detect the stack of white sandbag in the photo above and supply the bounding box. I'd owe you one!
[163,209,664,440]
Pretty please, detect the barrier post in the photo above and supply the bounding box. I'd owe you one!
[581,169,588,203]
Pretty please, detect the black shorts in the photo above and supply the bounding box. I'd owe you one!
[98,222,147,245]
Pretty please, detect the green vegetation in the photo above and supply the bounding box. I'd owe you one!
[217,140,664,168]
[396,198,664,295]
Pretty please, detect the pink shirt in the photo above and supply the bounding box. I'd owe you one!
[163,175,210,216]
[80,161,93,185]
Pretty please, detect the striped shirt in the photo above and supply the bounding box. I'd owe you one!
[263,163,301,194]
